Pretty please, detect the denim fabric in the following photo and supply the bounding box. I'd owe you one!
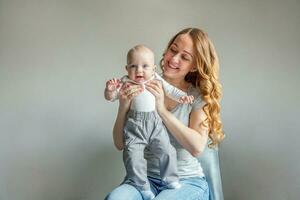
[198,146,224,200]
[104,176,209,200]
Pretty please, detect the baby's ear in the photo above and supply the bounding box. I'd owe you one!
[153,64,157,71]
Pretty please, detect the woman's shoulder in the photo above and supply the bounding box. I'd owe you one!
[188,85,200,98]
[188,85,205,110]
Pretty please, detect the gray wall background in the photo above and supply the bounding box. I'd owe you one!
[1,0,299,199]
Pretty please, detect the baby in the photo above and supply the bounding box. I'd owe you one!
[104,45,193,200]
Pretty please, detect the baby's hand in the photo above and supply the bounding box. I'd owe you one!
[105,78,121,92]
[179,95,194,104]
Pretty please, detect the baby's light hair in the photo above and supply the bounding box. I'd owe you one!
[127,45,154,65]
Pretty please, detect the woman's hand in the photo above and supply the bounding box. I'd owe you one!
[146,80,208,156]
[118,82,143,112]
[112,82,143,151]
[145,80,167,114]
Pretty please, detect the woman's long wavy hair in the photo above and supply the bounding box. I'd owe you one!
[161,28,225,147]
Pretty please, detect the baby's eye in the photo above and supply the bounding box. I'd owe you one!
[143,64,149,68]
[129,64,137,68]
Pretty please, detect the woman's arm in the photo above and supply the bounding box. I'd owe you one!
[146,80,208,157]
[159,106,208,157]
[112,103,128,151]
[112,83,143,150]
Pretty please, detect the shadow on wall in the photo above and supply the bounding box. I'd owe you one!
[58,144,125,200]
[2,136,124,200]
[221,141,300,200]
[83,146,125,200]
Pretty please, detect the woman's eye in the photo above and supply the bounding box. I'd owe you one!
[170,47,177,53]
[182,55,191,61]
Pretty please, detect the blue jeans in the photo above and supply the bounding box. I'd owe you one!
[105,176,209,200]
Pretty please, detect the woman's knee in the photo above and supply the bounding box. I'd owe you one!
[104,191,119,200]
[104,184,143,200]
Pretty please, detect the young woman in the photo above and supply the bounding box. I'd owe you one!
[105,28,225,200]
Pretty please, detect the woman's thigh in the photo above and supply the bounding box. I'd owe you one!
[104,183,143,200]
[153,177,209,200]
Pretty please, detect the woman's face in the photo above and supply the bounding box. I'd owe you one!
[163,34,195,80]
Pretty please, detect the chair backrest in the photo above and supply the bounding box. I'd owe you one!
[198,146,224,200]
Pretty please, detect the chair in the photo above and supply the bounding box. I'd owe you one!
[198,146,224,200]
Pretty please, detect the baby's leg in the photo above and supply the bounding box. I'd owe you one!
[123,141,148,189]
[123,117,155,200]
[148,120,180,189]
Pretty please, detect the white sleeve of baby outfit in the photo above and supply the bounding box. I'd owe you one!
[154,72,187,103]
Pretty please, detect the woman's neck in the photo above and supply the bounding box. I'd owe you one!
[163,75,189,91]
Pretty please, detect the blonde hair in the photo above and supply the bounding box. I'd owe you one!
[161,28,225,147]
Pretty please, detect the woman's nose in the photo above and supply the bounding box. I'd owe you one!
[171,53,180,63]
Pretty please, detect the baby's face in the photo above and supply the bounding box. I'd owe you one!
[126,49,156,83]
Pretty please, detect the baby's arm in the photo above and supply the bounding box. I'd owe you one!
[104,78,122,101]
[178,95,194,104]
[155,73,194,104]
